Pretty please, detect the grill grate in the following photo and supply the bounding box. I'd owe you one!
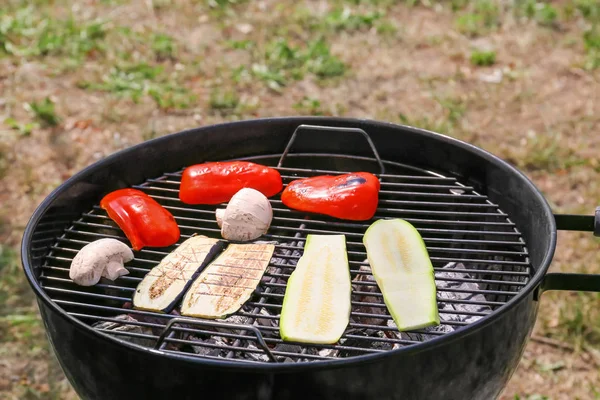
[37,149,531,364]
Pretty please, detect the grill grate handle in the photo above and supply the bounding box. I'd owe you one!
[277,124,386,175]
[154,317,277,362]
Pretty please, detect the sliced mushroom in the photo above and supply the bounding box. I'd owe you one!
[215,188,273,241]
[69,238,134,286]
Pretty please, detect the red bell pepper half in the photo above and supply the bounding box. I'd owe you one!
[179,161,283,205]
[100,188,180,251]
[281,172,380,221]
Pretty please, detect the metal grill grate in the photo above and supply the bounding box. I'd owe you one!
[37,147,531,364]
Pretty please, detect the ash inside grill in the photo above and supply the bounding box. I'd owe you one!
[36,153,532,364]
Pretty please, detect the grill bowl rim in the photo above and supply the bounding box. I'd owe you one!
[20,115,557,371]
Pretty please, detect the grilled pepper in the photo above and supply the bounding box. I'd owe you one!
[179,161,283,205]
[281,172,380,221]
[100,188,180,251]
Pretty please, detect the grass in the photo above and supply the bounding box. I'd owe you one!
[318,7,386,32]
[455,0,500,36]
[557,291,600,350]
[79,63,197,110]
[583,26,600,70]
[293,96,326,115]
[249,37,347,91]
[397,94,466,137]
[507,131,589,172]
[25,97,61,127]
[151,33,177,61]
[470,50,496,66]
[514,1,559,27]
[3,117,37,136]
[0,244,72,399]
[0,6,106,62]
[209,88,240,111]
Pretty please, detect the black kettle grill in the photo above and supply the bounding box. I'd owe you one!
[21,117,600,400]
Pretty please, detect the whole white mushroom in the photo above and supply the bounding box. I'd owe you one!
[69,238,134,286]
[216,188,273,241]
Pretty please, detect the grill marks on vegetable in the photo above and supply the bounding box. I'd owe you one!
[38,154,531,363]
[181,244,275,319]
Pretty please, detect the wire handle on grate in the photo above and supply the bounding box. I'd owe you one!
[154,317,277,362]
[277,124,386,175]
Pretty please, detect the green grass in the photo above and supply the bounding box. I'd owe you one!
[225,39,254,50]
[209,88,240,111]
[79,63,197,110]
[0,245,23,310]
[321,7,385,32]
[514,1,558,27]
[557,291,600,350]
[470,50,496,66]
[0,6,107,62]
[0,244,41,347]
[397,113,455,136]
[575,0,600,20]
[455,0,500,36]
[293,96,326,115]
[583,26,600,70]
[293,4,396,36]
[151,33,177,60]
[508,131,588,172]
[250,37,347,90]
[25,97,61,127]
[0,244,72,399]
[396,95,466,137]
[3,117,37,136]
[535,3,559,27]
[514,395,550,400]
[0,148,7,179]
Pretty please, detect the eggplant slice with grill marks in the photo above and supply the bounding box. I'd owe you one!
[133,236,226,313]
[180,243,275,319]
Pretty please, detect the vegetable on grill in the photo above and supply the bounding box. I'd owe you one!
[279,234,351,344]
[179,161,283,205]
[133,236,226,313]
[363,219,440,331]
[180,243,275,319]
[100,188,180,251]
[280,172,380,221]
[215,188,273,241]
[69,238,134,286]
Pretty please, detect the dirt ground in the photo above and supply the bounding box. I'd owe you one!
[1,0,599,399]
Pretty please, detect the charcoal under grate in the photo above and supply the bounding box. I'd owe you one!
[37,150,531,364]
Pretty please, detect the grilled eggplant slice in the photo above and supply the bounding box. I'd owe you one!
[279,234,351,344]
[180,243,275,319]
[133,236,225,313]
[363,218,440,331]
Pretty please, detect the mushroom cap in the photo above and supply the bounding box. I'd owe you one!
[69,238,134,286]
[217,188,273,241]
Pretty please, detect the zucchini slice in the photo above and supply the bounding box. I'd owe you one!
[133,236,225,313]
[180,243,275,319]
[279,234,351,344]
[363,219,440,331]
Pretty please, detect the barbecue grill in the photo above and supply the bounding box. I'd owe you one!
[21,118,600,400]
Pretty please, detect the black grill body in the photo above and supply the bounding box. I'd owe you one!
[23,117,570,400]
[39,293,536,400]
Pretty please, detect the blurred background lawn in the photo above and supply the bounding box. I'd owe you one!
[0,0,599,399]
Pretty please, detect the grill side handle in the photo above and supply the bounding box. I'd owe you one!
[553,206,600,236]
[540,207,600,294]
